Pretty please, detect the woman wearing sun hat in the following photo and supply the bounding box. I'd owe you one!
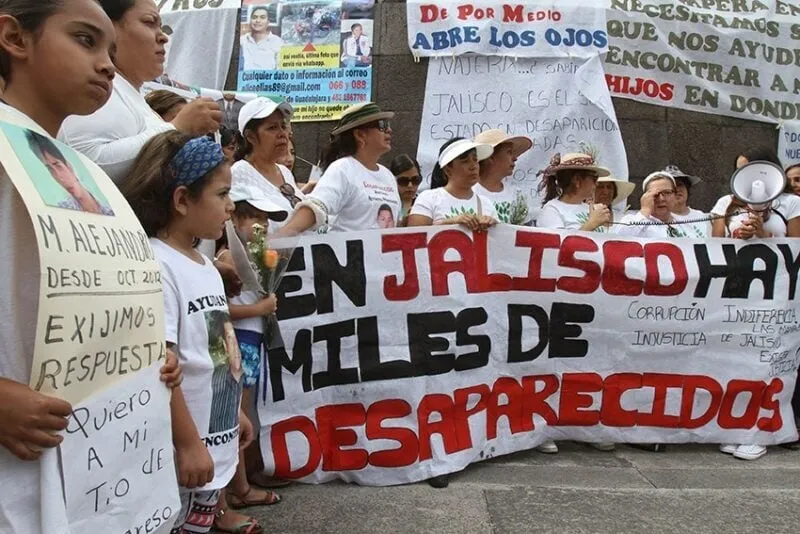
[407,138,498,230]
[472,129,533,225]
[592,176,635,233]
[274,102,401,235]
[662,164,711,238]
[536,152,613,232]
[231,96,302,236]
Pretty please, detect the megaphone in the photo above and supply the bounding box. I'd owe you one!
[730,161,786,211]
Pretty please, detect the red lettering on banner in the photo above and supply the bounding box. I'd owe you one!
[512,231,560,291]
[602,241,644,296]
[556,235,601,293]
[366,399,419,468]
[473,231,513,292]
[269,373,786,477]
[316,404,368,471]
[558,372,602,426]
[382,232,427,301]
[420,4,447,22]
[644,243,688,295]
[428,230,479,296]
[271,416,320,479]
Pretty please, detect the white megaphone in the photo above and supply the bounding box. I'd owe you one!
[730,161,786,212]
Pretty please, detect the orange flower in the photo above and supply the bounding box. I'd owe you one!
[263,249,279,269]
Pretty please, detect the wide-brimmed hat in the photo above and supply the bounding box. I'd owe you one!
[229,180,288,221]
[238,96,293,132]
[642,171,675,191]
[438,140,493,167]
[596,177,635,205]
[540,152,610,178]
[330,102,394,136]
[474,129,533,158]
[662,164,701,186]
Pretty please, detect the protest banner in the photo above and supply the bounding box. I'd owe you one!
[61,364,179,534]
[417,55,629,221]
[779,120,800,167]
[257,225,800,486]
[236,0,375,121]
[0,110,166,406]
[406,0,608,58]
[603,0,800,123]
[158,0,241,90]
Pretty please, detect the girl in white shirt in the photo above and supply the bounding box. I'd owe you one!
[536,152,612,232]
[59,0,222,184]
[122,132,252,534]
[407,138,498,230]
[0,2,179,532]
[231,96,302,236]
[274,102,402,235]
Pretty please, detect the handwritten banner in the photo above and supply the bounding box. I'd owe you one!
[257,226,800,486]
[779,120,800,167]
[62,364,179,533]
[235,0,375,121]
[604,0,800,123]
[0,113,166,405]
[406,0,608,57]
[417,55,629,221]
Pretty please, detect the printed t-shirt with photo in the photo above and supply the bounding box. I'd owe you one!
[410,188,498,223]
[308,157,401,232]
[231,160,303,235]
[710,193,800,237]
[473,182,529,224]
[151,239,242,491]
[671,208,712,238]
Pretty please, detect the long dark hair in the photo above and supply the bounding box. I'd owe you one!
[389,154,420,177]
[430,138,464,189]
[0,0,66,82]
[97,0,136,21]
[539,169,580,205]
[319,130,358,171]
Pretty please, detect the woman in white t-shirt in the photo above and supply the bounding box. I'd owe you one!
[407,138,498,230]
[472,129,533,225]
[59,0,222,184]
[231,96,302,235]
[274,102,402,235]
[536,152,612,232]
[0,2,178,532]
[591,176,635,233]
[711,148,800,239]
[615,172,685,238]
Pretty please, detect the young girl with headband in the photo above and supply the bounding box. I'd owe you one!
[122,132,254,534]
[0,1,180,531]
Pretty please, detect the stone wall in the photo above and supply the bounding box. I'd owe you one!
[225,0,779,211]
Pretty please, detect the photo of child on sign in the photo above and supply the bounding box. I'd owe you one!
[340,19,373,67]
[0,122,113,216]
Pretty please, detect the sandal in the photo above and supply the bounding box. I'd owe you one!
[214,509,264,534]
[247,471,292,489]
[228,487,281,509]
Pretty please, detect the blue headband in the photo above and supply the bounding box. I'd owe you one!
[170,137,224,186]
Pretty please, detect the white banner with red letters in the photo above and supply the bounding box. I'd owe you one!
[258,225,800,485]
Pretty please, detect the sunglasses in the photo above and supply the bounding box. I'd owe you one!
[397,175,421,187]
[367,119,391,132]
[279,183,301,208]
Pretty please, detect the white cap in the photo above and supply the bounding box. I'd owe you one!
[238,96,293,132]
[642,171,675,191]
[229,181,288,221]
[438,140,494,167]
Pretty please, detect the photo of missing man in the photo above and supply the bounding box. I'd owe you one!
[0,122,114,216]
[376,204,395,229]
[240,4,284,72]
[207,310,243,434]
[340,19,372,68]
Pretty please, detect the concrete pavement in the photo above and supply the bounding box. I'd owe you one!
[245,443,800,533]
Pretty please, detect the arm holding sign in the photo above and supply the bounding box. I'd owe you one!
[159,347,183,388]
[0,378,71,461]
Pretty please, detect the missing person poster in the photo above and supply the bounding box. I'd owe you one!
[237,0,376,121]
[0,109,167,406]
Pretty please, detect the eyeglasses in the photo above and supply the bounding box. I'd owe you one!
[397,175,421,187]
[279,183,301,208]
[367,119,391,132]
[653,190,676,199]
